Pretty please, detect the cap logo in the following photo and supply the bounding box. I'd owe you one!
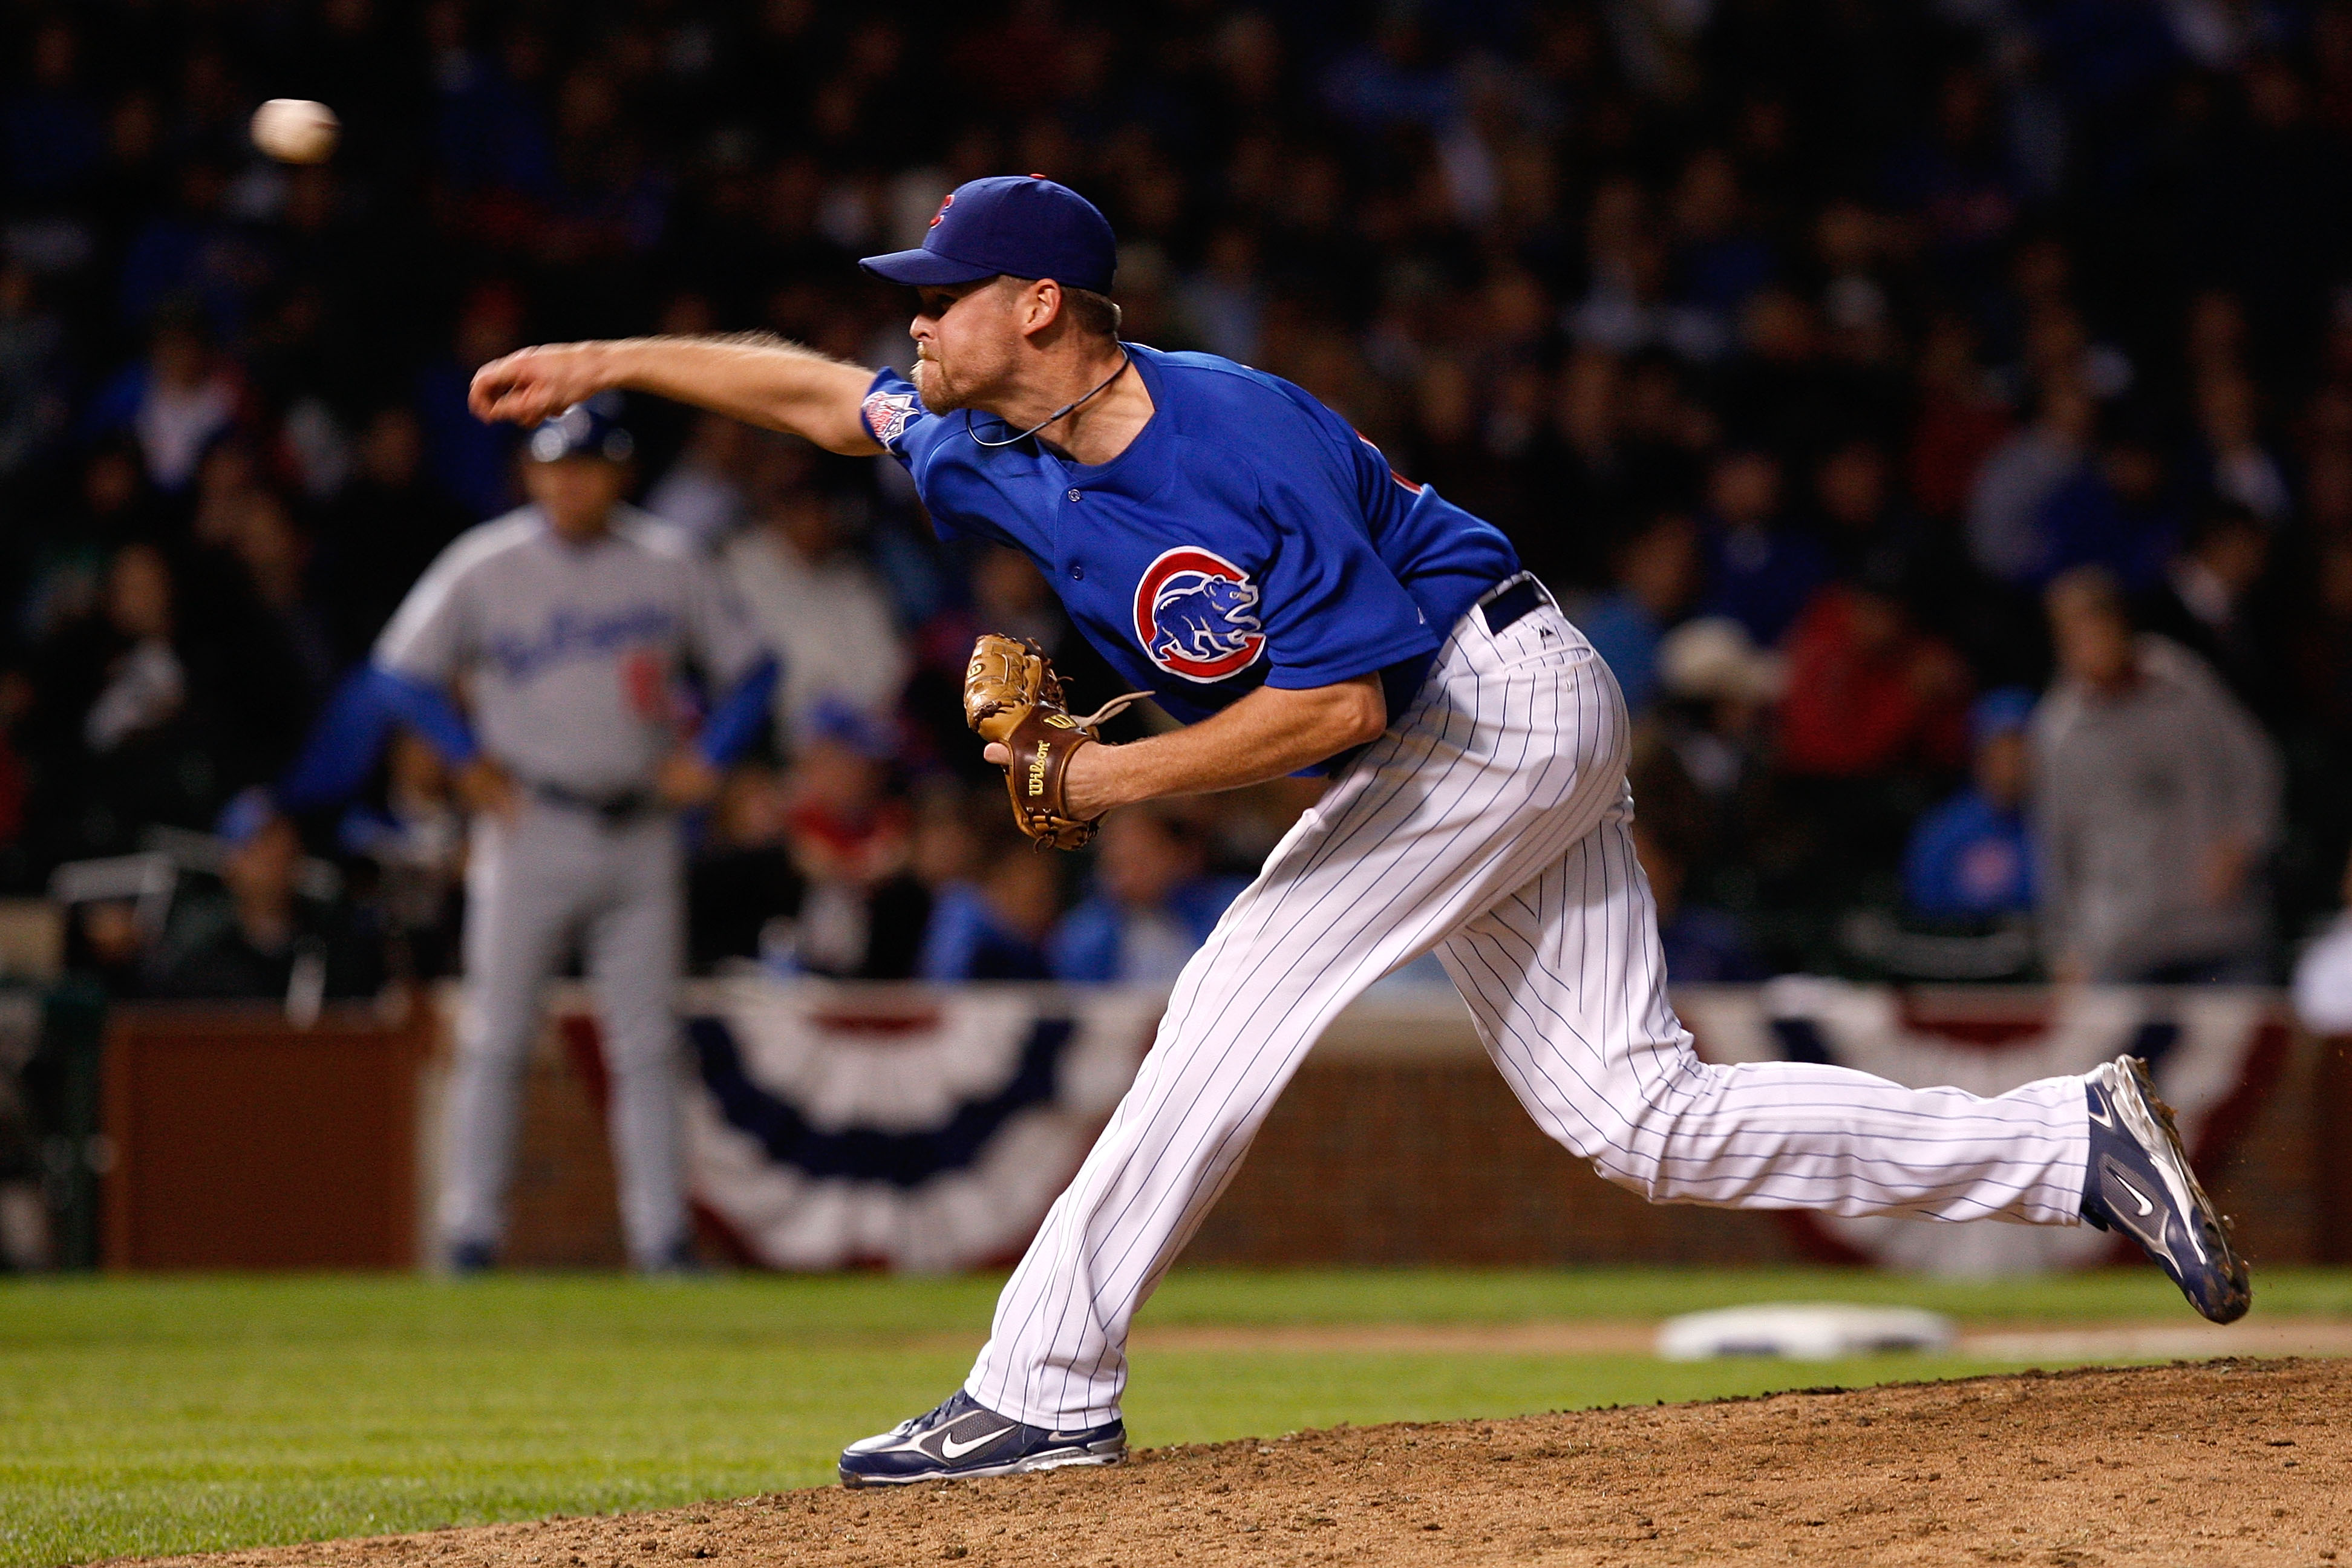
[928,192,954,229]
[1134,546,1266,683]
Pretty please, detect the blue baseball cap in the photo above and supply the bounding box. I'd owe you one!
[1970,687,2037,746]
[528,396,635,464]
[215,785,281,848]
[858,175,1117,293]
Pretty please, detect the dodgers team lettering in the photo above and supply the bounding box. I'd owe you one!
[1132,546,1266,683]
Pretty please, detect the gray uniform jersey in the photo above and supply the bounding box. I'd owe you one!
[376,504,764,795]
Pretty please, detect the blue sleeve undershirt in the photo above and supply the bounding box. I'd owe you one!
[276,665,479,811]
[694,655,779,766]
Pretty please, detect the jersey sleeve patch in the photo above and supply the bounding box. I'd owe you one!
[862,388,921,449]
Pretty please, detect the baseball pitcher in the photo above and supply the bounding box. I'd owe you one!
[468,177,2246,1477]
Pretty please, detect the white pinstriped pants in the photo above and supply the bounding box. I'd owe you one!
[967,594,2090,1428]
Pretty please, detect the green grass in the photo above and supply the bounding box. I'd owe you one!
[4,1267,2347,1567]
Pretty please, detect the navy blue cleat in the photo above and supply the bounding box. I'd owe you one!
[838,1390,1126,1488]
[2080,1055,2250,1324]
[445,1238,498,1275]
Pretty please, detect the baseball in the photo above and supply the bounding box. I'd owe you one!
[250,99,339,165]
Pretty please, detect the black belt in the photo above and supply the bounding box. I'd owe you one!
[530,780,661,825]
[1480,576,1547,636]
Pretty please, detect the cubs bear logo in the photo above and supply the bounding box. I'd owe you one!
[861,389,918,447]
[1133,546,1266,683]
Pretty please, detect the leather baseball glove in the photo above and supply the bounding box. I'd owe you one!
[964,633,1144,850]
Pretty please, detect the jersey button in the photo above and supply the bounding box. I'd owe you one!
[1069,564,1084,581]
[1067,488,1082,501]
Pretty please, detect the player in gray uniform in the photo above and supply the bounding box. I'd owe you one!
[371,402,776,1271]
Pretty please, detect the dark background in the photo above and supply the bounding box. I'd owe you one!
[2,0,2349,985]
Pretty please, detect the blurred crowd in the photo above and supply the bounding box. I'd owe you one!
[4,0,2352,999]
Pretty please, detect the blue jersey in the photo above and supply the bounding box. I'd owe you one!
[862,344,1518,728]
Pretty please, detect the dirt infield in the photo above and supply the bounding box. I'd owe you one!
[1126,1316,2352,1360]
[144,1359,2350,1568]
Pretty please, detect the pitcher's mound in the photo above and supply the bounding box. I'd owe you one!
[155,1359,2348,1567]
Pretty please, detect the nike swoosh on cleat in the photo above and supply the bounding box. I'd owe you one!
[2114,1174,2156,1217]
[938,1429,1002,1460]
[2086,1098,2114,1129]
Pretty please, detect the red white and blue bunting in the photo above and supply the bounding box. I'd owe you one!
[677,982,1163,1272]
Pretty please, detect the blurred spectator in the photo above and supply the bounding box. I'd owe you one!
[1651,616,1785,803]
[143,789,383,1002]
[722,457,909,749]
[5,19,105,197]
[1048,806,1246,985]
[1904,688,2037,921]
[2134,501,2282,725]
[645,413,756,549]
[1697,449,1824,647]
[223,489,336,702]
[688,763,800,973]
[919,830,1059,983]
[2195,371,2291,523]
[336,731,466,981]
[415,282,524,519]
[316,407,471,666]
[1777,573,1970,782]
[1812,439,1932,586]
[83,310,239,492]
[1628,727,1762,983]
[24,541,222,861]
[768,705,924,979]
[2032,569,2282,982]
[1968,381,2102,589]
[1574,512,1700,714]
[0,263,67,480]
[1177,226,1266,364]
[1907,316,2011,524]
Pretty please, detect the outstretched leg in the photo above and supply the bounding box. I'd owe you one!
[1439,804,2087,1227]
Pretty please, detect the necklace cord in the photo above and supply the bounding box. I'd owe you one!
[965,350,1133,450]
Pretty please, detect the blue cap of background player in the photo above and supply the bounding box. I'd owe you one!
[215,785,280,847]
[1970,687,2037,746]
[528,396,635,464]
[857,175,1117,293]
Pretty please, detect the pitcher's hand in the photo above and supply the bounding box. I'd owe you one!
[469,344,610,426]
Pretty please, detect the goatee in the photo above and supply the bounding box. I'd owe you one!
[912,356,965,413]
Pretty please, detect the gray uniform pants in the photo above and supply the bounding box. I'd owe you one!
[439,800,688,1269]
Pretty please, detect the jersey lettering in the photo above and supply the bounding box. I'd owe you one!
[1133,546,1267,683]
[486,604,677,683]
